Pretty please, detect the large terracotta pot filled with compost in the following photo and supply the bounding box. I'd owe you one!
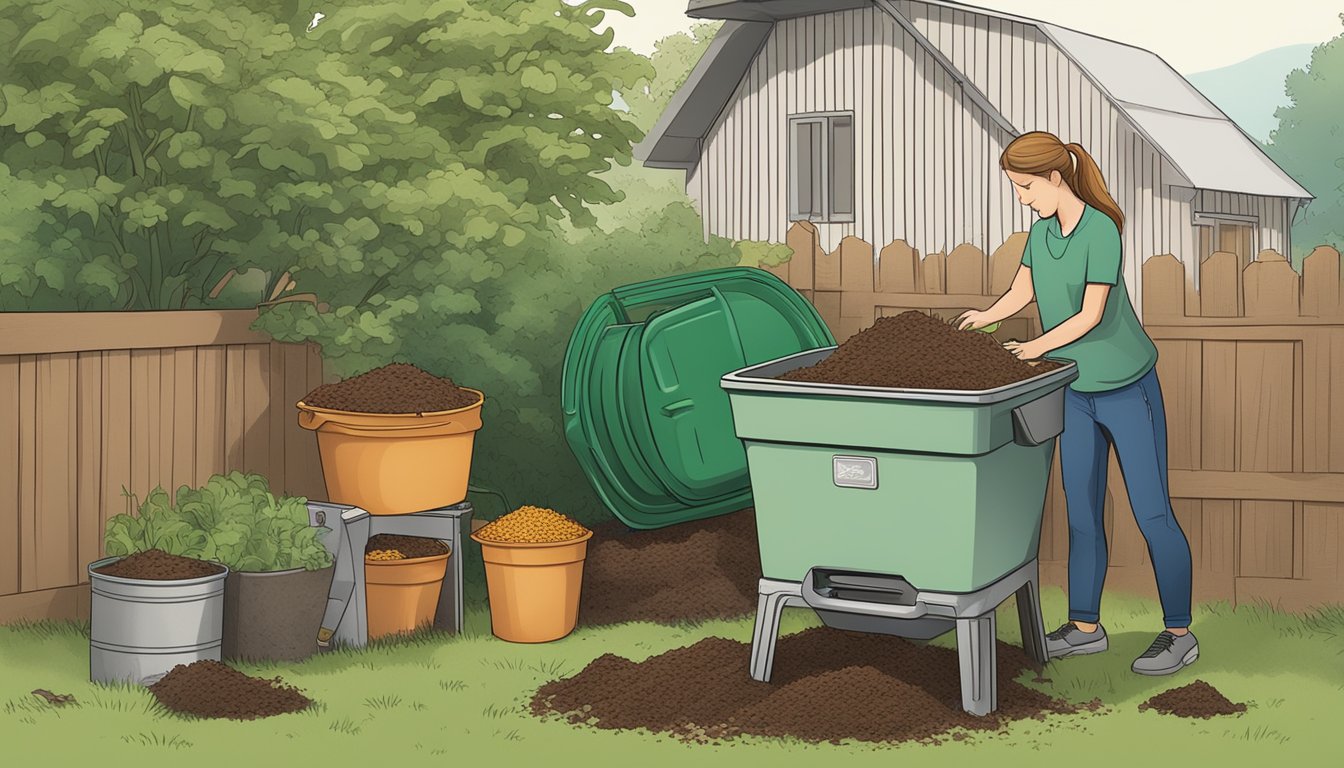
[297,364,484,515]
[471,506,593,644]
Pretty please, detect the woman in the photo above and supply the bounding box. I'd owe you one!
[957,131,1197,676]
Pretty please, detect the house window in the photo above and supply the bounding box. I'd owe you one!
[788,113,855,224]
[1194,215,1257,267]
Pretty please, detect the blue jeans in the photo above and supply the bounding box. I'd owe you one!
[1060,365,1193,628]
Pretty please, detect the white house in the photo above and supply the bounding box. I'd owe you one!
[637,0,1313,312]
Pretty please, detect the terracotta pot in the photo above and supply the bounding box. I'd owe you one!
[470,531,593,643]
[364,550,451,640]
[296,390,484,515]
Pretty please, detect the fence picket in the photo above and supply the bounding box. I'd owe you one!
[989,233,1027,296]
[1141,254,1185,322]
[946,243,986,294]
[922,251,947,294]
[879,241,919,292]
[1244,250,1300,318]
[1303,246,1342,319]
[839,236,875,292]
[1200,251,1241,317]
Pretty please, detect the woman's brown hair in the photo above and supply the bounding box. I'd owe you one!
[1000,131,1124,234]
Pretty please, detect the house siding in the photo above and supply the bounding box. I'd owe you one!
[685,2,1295,315]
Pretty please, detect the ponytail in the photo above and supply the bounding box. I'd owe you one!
[1000,131,1124,234]
[1064,143,1124,234]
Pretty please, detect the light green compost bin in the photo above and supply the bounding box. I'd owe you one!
[721,348,1078,594]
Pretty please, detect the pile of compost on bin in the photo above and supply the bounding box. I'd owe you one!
[302,363,480,414]
[364,533,451,560]
[149,660,312,720]
[580,509,759,626]
[532,627,1093,745]
[1138,681,1247,719]
[778,310,1061,390]
[93,549,224,580]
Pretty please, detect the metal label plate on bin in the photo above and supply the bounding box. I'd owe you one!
[832,455,877,489]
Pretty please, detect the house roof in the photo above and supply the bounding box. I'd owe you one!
[643,0,1312,200]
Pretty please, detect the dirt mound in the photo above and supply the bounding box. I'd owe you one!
[302,363,479,413]
[365,534,450,559]
[778,310,1060,390]
[580,511,760,626]
[93,549,223,580]
[149,660,311,720]
[1139,680,1246,719]
[533,626,1083,744]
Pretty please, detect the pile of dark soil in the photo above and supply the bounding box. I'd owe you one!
[93,549,223,580]
[1139,680,1246,718]
[533,627,1087,744]
[580,510,760,626]
[778,310,1060,390]
[365,534,450,558]
[302,363,480,413]
[149,660,311,720]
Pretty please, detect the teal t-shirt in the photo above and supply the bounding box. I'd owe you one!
[1022,205,1157,392]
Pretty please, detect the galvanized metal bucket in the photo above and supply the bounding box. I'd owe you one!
[88,556,229,686]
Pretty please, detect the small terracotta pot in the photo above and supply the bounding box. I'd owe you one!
[364,550,451,640]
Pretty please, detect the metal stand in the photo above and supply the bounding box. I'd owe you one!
[308,501,473,649]
[749,558,1048,717]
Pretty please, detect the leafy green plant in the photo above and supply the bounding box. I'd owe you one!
[104,472,332,572]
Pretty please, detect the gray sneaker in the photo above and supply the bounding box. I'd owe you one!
[1045,622,1109,659]
[1131,631,1199,676]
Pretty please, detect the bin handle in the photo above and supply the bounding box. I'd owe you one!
[800,568,928,620]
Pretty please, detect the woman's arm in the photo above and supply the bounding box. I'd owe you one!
[1004,283,1109,360]
[957,264,1035,329]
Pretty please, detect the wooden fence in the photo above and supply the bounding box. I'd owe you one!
[0,310,328,623]
[765,221,1344,611]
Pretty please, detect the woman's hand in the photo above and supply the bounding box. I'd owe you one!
[1003,339,1048,361]
[956,309,996,331]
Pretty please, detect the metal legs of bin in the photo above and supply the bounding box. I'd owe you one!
[749,559,1049,717]
[309,501,473,649]
[749,580,807,683]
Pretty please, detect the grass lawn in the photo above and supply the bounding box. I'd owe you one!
[3,587,1341,767]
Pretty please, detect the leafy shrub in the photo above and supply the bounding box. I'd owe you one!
[104,472,333,572]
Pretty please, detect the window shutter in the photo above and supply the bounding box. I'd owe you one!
[830,116,854,219]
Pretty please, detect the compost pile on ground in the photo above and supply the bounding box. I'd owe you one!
[93,549,223,580]
[302,363,480,413]
[1138,680,1246,718]
[365,534,450,560]
[580,510,759,626]
[533,627,1087,744]
[149,660,311,720]
[778,310,1060,390]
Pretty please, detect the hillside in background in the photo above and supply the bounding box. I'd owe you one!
[1187,43,1315,141]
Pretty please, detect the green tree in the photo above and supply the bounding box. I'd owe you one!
[588,22,720,234]
[1266,16,1344,266]
[0,0,648,310]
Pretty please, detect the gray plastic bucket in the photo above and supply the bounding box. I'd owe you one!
[88,556,229,686]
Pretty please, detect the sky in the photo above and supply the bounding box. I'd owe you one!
[587,0,1342,74]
